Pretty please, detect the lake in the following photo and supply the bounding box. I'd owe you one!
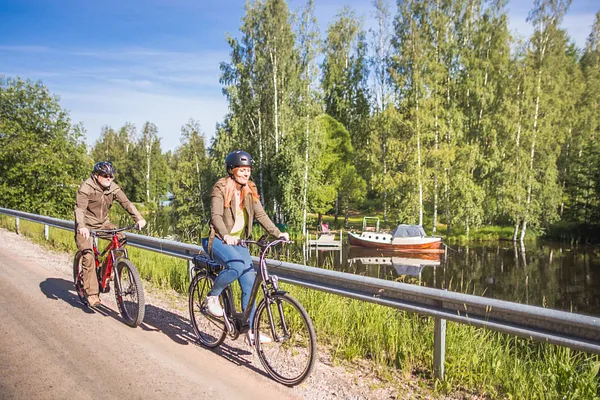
[304,240,600,317]
[144,209,600,317]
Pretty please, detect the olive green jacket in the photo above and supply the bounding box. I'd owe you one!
[74,176,143,231]
[208,177,281,257]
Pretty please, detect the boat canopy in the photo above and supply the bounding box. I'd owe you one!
[391,224,426,238]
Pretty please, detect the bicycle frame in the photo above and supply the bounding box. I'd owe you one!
[217,237,287,338]
[91,230,130,292]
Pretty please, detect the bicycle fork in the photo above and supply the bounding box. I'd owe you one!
[263,295,290,343]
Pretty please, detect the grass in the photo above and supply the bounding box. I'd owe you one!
[2,214,599,399]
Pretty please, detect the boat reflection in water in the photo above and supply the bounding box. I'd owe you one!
[347,247,442,283]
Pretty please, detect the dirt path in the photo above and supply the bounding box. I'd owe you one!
[0,227,455,399]
[0,230,308,399]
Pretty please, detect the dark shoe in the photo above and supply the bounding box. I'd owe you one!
[88,294,101,307]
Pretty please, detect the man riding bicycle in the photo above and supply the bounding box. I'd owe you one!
[74,161,146,307]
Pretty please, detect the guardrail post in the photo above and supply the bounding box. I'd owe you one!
[44,224,49,240]
[15,217,20,235]
[433,316,446,380]
[187,251,194,282]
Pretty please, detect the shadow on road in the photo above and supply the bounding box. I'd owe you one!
[141,303,266,376]
[38,277,268,378]
[39,277,94,314]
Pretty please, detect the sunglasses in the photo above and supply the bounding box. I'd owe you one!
[100,174,114,179]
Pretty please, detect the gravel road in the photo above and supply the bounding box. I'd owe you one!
[0,227,457,399]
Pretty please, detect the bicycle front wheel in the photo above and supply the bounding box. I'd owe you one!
[254,292,316,386]
[114,258,145,327]
[188,272,226,348]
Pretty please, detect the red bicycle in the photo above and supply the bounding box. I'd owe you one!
[73,225,145,327]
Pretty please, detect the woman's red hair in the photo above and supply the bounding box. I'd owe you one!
[224,168,260,209]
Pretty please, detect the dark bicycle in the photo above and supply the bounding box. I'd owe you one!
[73,225,145,327]
[188,235,316,386]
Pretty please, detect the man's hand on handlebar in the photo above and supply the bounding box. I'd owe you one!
[136,219,147,230]
[77,227,90,240]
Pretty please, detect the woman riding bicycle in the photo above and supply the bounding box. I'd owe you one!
[204,150,289,344]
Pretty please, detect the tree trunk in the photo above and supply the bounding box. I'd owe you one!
[271,48,279,153]
[302,100,309,236]
[334,195,339,223]
[194,152,205,218]
[258,110,265,202]
[146,138,151,203]
[416,92,423,227]
[520,220,527,242]
[512,221,519,242]
[383,139,388,223]
[522,70,542,242]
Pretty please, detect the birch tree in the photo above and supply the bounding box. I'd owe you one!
[519,0,572,241]
[170,119,210,241]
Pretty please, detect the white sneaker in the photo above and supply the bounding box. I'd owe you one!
[246,330,272,345]
[204,295,223,317]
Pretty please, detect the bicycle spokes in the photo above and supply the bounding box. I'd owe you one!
[255,293,316,386]
[115,259,145,327]
[188,273,226,348]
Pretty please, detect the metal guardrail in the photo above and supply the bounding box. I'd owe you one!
[2,207,600,380]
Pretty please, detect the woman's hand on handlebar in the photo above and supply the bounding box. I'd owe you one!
[223,234,239,245]
[279,232,290,242]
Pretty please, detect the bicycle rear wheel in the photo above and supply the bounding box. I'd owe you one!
[254,292,316,386]
[72,251,88,306]
[188,272,226,348]
[114,258,145,327]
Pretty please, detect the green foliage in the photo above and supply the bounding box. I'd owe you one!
[0,76,92,218]
[321,6,371,183]
[6,2,600,244]
[169,119,212,242]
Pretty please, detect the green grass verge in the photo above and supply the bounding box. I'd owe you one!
[2,215,598,399]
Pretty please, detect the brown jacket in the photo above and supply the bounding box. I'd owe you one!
[74,176,143,230]
[208,177,281,257]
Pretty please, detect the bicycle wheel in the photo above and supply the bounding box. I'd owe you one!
[254,292,316,386]
[72,252,88,306]
[188,272,226,348]
[114,258,145,327]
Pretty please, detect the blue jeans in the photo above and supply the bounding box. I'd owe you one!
[208,237,257,326]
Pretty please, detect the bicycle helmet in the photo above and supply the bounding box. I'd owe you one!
[225,150,253,174]
[93,161,117,176]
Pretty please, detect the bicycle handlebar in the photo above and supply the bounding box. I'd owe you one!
[239,235,293,249]
[90,224,139,237]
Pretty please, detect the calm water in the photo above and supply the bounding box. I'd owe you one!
[145,209,600,317]
[303,241,600,317]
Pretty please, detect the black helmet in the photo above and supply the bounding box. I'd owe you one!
[225,150,253,174]
[93,161,117,176]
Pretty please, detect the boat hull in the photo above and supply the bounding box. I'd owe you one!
[348,231,442,250]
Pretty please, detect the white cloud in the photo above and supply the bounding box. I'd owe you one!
[57,83,228,151]
[1,45,230,151]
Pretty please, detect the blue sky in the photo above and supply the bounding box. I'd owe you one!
[1,0,597,152]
